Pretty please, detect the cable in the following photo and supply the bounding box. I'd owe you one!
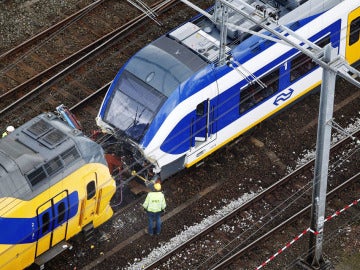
[0,2,360,268]
[197,138,359,269]
[2,0,360,215]
[1,14,358,214]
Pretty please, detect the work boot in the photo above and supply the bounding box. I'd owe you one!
[144,228,153,236]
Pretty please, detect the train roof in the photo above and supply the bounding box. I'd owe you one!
[124,35,208,97]
[165,0,343,62]
[0,113,106,200]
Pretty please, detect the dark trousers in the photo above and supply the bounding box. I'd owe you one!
[147,211,162,235]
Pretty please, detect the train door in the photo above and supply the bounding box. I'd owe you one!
[346,7,360,64]
[79,173,97,226]
[192,98,216,146]
[194,99,211,142]
[36,191,69,257]
[187,91,217,163]
[51,192,70,246]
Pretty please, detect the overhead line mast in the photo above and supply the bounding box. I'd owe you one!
[180,0,360,269]
[180,0,360,86]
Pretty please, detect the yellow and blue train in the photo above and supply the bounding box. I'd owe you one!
[0,113,116,269]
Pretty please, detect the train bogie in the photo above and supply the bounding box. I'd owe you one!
[0,113,116,270]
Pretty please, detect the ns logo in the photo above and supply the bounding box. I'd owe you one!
[273,88,294,106]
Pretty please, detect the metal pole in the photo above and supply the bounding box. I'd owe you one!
[307,44,337,268]
[219,4,228,65]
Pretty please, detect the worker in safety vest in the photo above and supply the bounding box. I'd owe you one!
[142,182,166,235]
[2,126,14,138]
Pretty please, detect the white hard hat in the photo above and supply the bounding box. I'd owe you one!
[6,126,14,133]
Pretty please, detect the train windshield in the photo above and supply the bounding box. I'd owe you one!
[103,36,206,142]
[104,70,166,142]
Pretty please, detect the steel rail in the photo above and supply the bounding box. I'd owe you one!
[70,82,111,111]
[0,0,105,60]
[141,130,359,269]
[0,0,175,116]
[210,172,360,270]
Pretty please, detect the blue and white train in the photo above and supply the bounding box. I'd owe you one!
[97,0,360,181]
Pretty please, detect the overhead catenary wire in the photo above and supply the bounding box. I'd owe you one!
[0,0,358,234]
[0,2,360,268]
[198,136,360,269]
[122,163,359,269]
[127,0,163,26]
[0,0,356,126]
[2,20,359,215]
[54,0,360,266]
[328,119,360,144]
[284,206,360,270]
[2,123,358,270]
[256,196,360,270]
[90,6,360,187]
[201,152,358,268]
[2,0,360,219]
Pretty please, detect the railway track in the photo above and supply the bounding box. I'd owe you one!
[47,128,358,270]
[49,44,359,270]
[0,0,114,99]
[143,177,359,270]
[1,2,359,269]
[133,131,360,269]
[0,0,208,131]
[212,174,360,270]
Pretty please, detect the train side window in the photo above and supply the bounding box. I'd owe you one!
[349,17,360,46]
[196,102,205,116]
[57,202,66,224]
[289,35,329,83]
[240,68,279,113]
[87,180,96,200]
[290,53,317,82]
[42,212,50,234]
[317,35,331,48]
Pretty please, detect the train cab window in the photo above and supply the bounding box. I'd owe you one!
[240,68,279,113]
[42,212,50,234]
[349,17,360,46]
[57,202,66,224]
[87,180,96,200]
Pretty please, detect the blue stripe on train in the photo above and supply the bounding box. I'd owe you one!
[0,192,78,245]
[159,19,341,155]
[142,15,327,149]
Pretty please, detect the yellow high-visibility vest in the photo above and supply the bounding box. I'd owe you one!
[143,191,166,213]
